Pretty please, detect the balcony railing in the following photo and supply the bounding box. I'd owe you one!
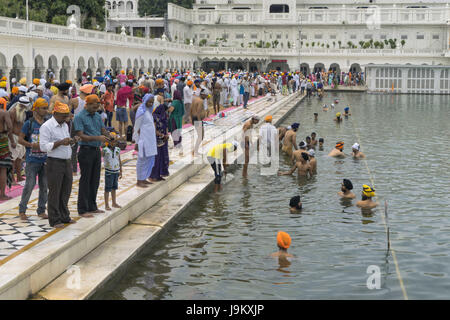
[0,16,196,53]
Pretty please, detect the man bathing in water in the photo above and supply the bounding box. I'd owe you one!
[356,185,379,209]
[338,179,355,199]
[281,123,299,157]
[308,149,317,174]
[314,113,318,121]
[334,112,343,123]
[279,152,312,178]
[278,126,289,143]
[242,115,260,177]
[305,136,312,149]
[319,138,324,150]
[289,196,302,213]
[344,107,351,116]
[328,141,345,158]
[352,143,365,159]
[310,132,318,147]
[271,231,293,259]
[292,140,308,163]
[323,105,329,112]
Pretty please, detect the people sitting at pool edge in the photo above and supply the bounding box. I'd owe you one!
[338,179,355,199]
[271,231,293,259]
[207,141,238,193]
[289,196,302,213]
[356,185,379,209]
[352,143,365,159]
[328,141,345,157]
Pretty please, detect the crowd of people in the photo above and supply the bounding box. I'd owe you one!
[0,65,370,232]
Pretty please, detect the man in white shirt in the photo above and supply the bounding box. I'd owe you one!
[258,115,278,160]
[39,102,78,228]
[183,80,193,123]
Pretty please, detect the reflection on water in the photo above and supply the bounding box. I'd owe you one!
[94,93,450,300]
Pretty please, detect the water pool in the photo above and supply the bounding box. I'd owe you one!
[94,93,450,300]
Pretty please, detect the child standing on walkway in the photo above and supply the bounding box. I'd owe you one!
[103,132,122,211]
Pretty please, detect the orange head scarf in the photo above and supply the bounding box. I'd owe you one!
[86,94,100,104]
[277,231,291,249]
[32,98,48,111]
[53,101,70,114]
[336,142,344,150]
[11,87,19,95]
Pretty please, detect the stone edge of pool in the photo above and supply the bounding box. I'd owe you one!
[0,92,303,300]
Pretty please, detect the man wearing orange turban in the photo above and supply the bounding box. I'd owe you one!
[258,114,277,163]
[53,101,70,114]
[17,96,50,220]
[328,141,345,158]
[271,231,294,258]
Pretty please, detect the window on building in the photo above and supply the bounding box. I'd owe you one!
[251,34,258,39]
[236,34,244,39]
[416,13,425,20]
[432,34,440,40]
[315,14,323,21]
[330,35,337,40]
[364,34,372,40]
[277,34,282,39]
[236,15,244,22]
[380,35,387,40]
[401,35,408,40]
[301,34,308,40]
[350,34,357,40]
[315,34,322,40]
[269,5,289,13]
[416,34,424,40]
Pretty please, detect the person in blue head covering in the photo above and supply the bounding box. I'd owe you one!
[133,93,157,188]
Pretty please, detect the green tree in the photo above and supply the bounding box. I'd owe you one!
[359,41,365,48]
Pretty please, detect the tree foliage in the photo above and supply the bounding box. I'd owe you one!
[138,0,193,17]
[0,0,105,30]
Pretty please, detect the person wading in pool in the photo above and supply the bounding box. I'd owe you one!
[310,132,318,147]
[292,140,308,163]
[334,112,343,123]
[278,152,312,178]
[281,123,299,157]
[207,141,238,193]
[328,141,345,158]
[338,179,355,199]
[351,143,365,159]
[271,231,294,259]
[242,115,260,178]
[356,185,378,209]
[308,149,317,174]
[344,106,351,117]
[289,196,302,213]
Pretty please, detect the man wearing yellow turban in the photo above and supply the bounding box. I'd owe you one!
[39,100,77,228]
[271,231,294,259]
[19,78,27,86]
[17,97,49,220]
[356,185,379,209]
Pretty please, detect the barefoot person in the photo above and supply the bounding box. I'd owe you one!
[103,133,122,210]
[352,143,365,159]
[279,152,312,178]
[8,96,29,183]
[242,115,260,177]
[39,102,77,228]
[207,141,238,193]
[281,123,299,157]
[356,185,379,209]
[328,141,345,158]
[0,107,14,200]
[133,94,157,188]
[190,89,208,156]
[74,94,112,218]
[289,196,302,213]
[271,231,294,259]
[338,179,355,199]
[18,98,50,220]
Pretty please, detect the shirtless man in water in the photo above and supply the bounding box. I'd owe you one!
[328,141,345,158]
[0,108,14,200]
[352,143,365,159]
[310,132,318,147]
[308,149,317,174]
[356,185,379,209]
[338,179,356,199]
[278,152,312,178]
[278,126,288,143]
[190,90,208,156]
[281,123,299,157]
[271,231,294,259]
[242,116,260,177]
[292,140,308,163]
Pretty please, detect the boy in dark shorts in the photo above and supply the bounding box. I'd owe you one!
[103,132,122,210]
